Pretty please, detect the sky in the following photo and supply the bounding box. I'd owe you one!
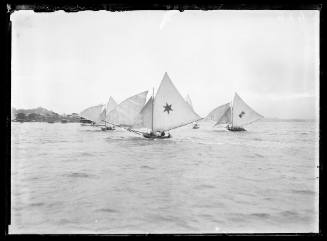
[11,10,319,119]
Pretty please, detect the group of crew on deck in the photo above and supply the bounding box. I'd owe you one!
[148,130,171,138]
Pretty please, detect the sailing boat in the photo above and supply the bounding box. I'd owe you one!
[105,91,148,128]
[133,72,202,139]
[99,97,117,131]
[185,94,199,129]
[206,93,263,131]
[80,104,105,126]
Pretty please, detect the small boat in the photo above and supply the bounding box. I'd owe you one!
[206,93,263,131]
[192,123,199,129]
[61,119,68,123]
[227,125,246,131]
[47,120,55,123]
[101,126,115,131]
[143,132,171,139]
[131,72,202,139]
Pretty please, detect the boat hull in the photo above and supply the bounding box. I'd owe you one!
[143,133,171,139]
[227,126,246,131]
[101,126,115,131]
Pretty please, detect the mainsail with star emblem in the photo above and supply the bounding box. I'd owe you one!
[231,93,263,127]
[151,73,202,132]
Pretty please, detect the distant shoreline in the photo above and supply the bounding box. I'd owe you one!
[11,106,316,123]
[11,106,81,123]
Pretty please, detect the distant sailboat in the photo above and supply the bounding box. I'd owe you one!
[185,94,200,129]
[99,97,117,131]
[206,93,263,131]
[133,73,202,139]
[106,91,148,128]
[80,104,104,126]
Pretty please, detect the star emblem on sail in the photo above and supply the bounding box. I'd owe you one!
[205,93,263,128]
[239,111,245,118]
[163,103,173,114]
[133,72,202,132]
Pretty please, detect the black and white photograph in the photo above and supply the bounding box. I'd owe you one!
[9,7,319,234]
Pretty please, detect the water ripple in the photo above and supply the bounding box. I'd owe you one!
[95,208,119,213]
[63,172,97,178]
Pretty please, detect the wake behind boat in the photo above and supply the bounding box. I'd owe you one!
[206,93,263,131]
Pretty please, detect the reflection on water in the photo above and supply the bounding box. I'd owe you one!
[10,120,318,233]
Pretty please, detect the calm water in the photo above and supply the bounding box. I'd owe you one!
[10,120,319,233]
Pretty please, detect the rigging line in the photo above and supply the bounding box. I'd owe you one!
[101,120,143,135]
[125,128,143,136]
[165,117,204,132]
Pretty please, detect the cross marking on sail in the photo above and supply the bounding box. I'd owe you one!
[163,103,173,114]
[239,111,245,118]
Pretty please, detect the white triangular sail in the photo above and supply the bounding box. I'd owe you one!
[80,104,104,124]
[231,93,263,127]
[107,91,148,126]
[107,97,118,114]
[215,107,231,126]
[102,97,118,123]
[152,73,201,132]
[206,102,231,125]
[98,105,107,123]
[133,96,153,129]
[185,94,193,110]
[98,97,118,125]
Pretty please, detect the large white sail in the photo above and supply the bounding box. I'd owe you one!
[215,107,231,126]
[98,105,107,123]
[98,96,118,124]
[231,93,263,127]
[133,96,153,129]
[152,73,201,132]
[107,91,148,126]
[107,97,118,113]
[185,94,194,111]
[103,97,118,123]
[80,104,104,124]
[206,102,231,125]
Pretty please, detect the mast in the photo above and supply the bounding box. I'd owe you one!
[104,108,107,127]
[151,87,154,132]
[230,98,233,128]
